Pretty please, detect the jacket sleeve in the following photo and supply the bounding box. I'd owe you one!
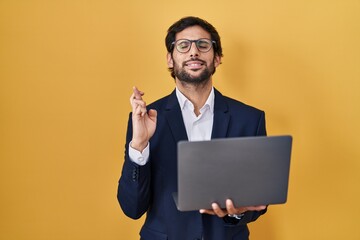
[117,113,151,219]
[223,207,268,226]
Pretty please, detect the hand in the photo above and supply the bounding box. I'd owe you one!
[130,86,157,152]
[199,199,266,218]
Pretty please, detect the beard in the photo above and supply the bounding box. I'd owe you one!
[173,58,215,86]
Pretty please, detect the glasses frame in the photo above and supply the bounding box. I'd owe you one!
[171,38,216,53]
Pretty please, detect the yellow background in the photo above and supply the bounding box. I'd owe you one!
[1,0,359,239]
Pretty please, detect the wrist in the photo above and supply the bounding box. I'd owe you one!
[130,140,148,152]
[228,213,245,220]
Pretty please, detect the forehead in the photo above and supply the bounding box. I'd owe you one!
[175,25,211,40]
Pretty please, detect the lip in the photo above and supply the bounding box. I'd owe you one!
[184,61,205,70]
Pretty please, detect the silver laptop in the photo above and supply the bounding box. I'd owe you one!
[173,135,292,211]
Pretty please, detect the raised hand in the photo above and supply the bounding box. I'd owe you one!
[129,86,157,152]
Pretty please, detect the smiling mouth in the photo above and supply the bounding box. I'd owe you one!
[186,63,203,67]
[184,60,205,70]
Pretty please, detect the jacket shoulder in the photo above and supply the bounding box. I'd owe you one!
[146,91,176,111]
[224,95,264,113]
[214,88,264,115]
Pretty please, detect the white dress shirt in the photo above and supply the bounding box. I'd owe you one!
[129,87,215,165]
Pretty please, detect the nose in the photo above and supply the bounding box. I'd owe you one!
[189,42,199,57]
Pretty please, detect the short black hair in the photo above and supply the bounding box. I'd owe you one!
[165,16,223,78]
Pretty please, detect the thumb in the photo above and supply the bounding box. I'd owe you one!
[148,109,157,120]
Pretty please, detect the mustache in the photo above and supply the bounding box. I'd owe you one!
[182,58,206,67]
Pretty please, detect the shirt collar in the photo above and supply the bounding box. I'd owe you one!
[175,87,215,113]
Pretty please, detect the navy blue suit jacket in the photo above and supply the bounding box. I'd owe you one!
[118,89,267,240]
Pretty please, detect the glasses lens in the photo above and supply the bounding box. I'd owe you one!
[176,40,191,53]
[196,39,212,52]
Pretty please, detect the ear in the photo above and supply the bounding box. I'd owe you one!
[214,54,222,68]
[167,53,174,68]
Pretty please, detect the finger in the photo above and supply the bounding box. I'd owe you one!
[133,105,142,116]
[131,100,147,115]
[132,99,146,108]
[129,92,135,104]
[199,209,215,215]
[133,86,144,95]
[148,109,157,121]
[133,86,144,100]
[211,203,227,217]
[133,104,147,118]
[226,199,240,215]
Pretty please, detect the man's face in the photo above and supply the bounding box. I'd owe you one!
[167,25,221,85]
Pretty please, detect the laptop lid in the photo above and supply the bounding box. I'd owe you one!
[173,135,292,211]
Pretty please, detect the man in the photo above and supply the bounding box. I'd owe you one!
[118,16,267,240]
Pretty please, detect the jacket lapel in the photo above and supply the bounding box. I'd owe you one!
[164,90,188,143]
[211,89,231,139]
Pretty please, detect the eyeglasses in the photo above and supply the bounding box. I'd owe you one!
[171,38,216,53]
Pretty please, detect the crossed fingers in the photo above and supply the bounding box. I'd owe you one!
[130,86,147,117]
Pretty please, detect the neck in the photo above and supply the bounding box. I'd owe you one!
[176,79,213,116]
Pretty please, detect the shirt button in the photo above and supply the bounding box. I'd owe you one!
[132,172,137,181]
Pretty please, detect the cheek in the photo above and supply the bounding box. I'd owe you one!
[168,54,185,68]
[172,57,184,68]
